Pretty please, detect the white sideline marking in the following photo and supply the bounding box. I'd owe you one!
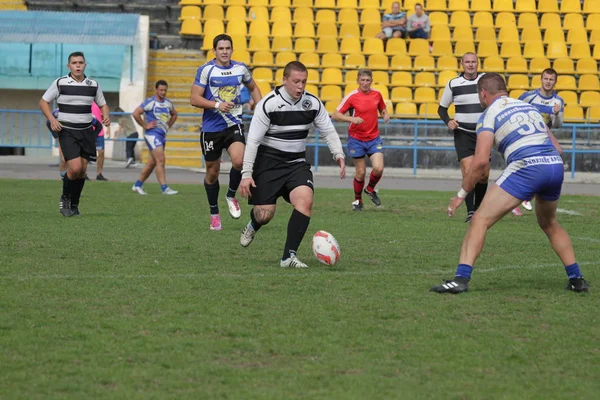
[573,236,600,243]
[557,208,582,216]
[2,261,599,281]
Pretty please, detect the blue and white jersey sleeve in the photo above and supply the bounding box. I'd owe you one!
[140,96,172,136]
[193,64,211,89]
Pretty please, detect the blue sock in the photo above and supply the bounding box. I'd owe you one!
[135,180,143,187]
[161,184,168,192]
[565,263,581,279]
[455,264,473,280]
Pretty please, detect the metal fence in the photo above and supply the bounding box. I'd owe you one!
[1,109,599,179]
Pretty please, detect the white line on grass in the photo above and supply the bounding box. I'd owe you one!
[573,236,600,243]
[557,208,582,216]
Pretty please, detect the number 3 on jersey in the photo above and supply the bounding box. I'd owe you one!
[510,111,546,135]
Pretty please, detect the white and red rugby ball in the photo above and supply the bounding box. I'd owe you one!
[312,230,341,266]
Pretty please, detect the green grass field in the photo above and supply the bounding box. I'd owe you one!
[1,179,598,399]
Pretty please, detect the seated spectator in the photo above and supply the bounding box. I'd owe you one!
[407,3,430,39]
[375,1,406,40]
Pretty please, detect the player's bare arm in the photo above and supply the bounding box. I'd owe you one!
[547,127,563,155]
[331,110,363,125]
[39,99,62,132]
[100,104,111,126]
[132,107,156,130]
[167,107,178,128]
[190,84,234,113]
[380,108,390,124]
[245,80,262,109]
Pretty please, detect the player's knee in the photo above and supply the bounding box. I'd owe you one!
[231,160,243,171]
[537,214,557,232]
[372,166,384,176]
[355,171,366,181]
[253,208,275,225]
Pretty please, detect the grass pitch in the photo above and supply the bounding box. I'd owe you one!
[1,179,598,399]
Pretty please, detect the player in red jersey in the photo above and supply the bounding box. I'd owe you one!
[332,69,390,211]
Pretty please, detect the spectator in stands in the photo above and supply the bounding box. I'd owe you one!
[407,3,430,39]
[375,1,406,40]
[91,101,108,181]
[112,107,139,168]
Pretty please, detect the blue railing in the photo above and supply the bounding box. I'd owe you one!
[1,109,599,180]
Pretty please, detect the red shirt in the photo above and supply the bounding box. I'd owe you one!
[337,89,386,141]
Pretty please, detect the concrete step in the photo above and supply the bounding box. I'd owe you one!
[148,59,201,68]
[150,50,204,60]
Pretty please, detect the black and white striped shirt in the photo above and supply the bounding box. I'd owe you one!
[242,86,344,179]
[42,74,106,130]
[439,73,485,134]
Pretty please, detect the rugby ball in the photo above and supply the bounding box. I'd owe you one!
[312,230,341,266]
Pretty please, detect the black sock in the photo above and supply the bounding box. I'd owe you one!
[227,168,242,198]
[465,190,475,213]
[204,179,220,215]
[62,174,74,199]
[282,209,311,260]
[71,179,85,207]
[250,208,263,232]
[474,182,488,210]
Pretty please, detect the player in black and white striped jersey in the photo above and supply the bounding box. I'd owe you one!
[238,61,346,268]
[40,51,110,217]
[438,52,489,222]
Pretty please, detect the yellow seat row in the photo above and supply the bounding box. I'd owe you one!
[180,0,398,10]
[432,12,600,31]
[431,26,600,45]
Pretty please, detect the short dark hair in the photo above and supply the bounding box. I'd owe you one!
[283,61,307,78]
[155,80,168,88]
[212,34,233,50]
[357,69,373,79]
[541,68,558,78]
[477,73,507,95]
[415,3,423,8]
[68,51,85,63]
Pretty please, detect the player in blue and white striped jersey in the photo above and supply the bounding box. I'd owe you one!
[431,73,588,294]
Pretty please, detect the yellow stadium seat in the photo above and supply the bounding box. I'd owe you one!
[316,37,337,53]
[362,38,385,56]
[358,0,378,8]
[521,27,542,43]
[339,23,360,38]
[295,38,316,53]
[594,44,600,60]
[344,70,358,85]
[391,54,413,70]
[276,51,297,66]
[472,12,492,28]
[584,0,600,13]
[372,85,389,99]
[449,11,471,28]
[518,13,539,29]
[395,102,418,118]
[307,69,320,84]
[362,24,381,39]
[292,0,313,7]
[438,70,459,87]
[563,13,585,30]
[226,21,247,36]
[558,91,578,106]
[515,0,536,12]
[570,42,592,59]
[385,38,407,55]
[495,12,516,29]
[414,72,436,87]
[414,87,436,103]
[408,39,430,56]
[429,12,449,27]
[270,7,292,22]
[455,40,476,56]
[203,5,224,20]
[553,57,576,74]
[564,105,584,122]
[338,9,359,24]
[271,36,293,52]
[453,26,474,42]
[315,9,336,23]
[391,71,413,86]
[404,0,420,11]
[413,55,436,71]
[314,0,336,8]
[253,68,273,83]
[506,56,528,73]
[293,21,315,38]
[529,57,551,73]
[252,51,273,66]
[477,40,499,57]
[230,34,247,50]
[498,26,519,43]
[419,102,440,119]
[523,41,545,58]
[590,29,600,45]
[448,0,469,11]
[538,0,559,13]
[587,107,600,122]
[391,87,413,102]
[270,0,291,6]
[345,53,366,68]
[249,20,270,36]
[368,54,389,70]
[201,22,225,48]
[587,14,600,31]
[324,101,340,114]
[381,0,395,11]
[180,19,203,36]
[321,52,343,68]
[493,0,514,12]
[471,0,491,12]
[372,71,389,85]
[484,56,505,72]
[180,6,201,20]
[562,0,582,13]
[360,8,382,24]
[475,26,496,42]
[305,84,319,94]
[437,55,458,71]
[321,85,342,101]
[293,7,313,23]
[430,25,451,41]
[507,74,531,90]
[248,6,269,21]
[225,6,246,21]
[540,13,561,31]
[509,89,526,99]
[567,28,588,44]
[555,75,577,90]
[226,0,246,4]
[427,0,448,11]
[317,22,338,37]
[500,41,522,58]
[580,74,600,90]
[233,49,251,64]
[321,68,343,85]
[248,0,268,5]
[340,37,362,54]
[431,40,453,57]
[579,91,600,107]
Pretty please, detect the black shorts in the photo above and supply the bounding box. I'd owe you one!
[249,158,314,206]
[201,124,245,162]
[453,129,477,161]
[58,126,97,162]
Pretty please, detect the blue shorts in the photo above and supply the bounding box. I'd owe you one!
[96,135,105,151]
[496,155,564,202]
[347,136,383,158]
[144,133,166,151]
